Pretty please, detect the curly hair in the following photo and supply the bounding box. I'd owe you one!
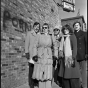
[62,24,73,34]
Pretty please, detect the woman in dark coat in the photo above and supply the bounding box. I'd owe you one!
[58,24,81,88]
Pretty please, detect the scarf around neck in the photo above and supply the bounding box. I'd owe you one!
[63,35,72,57]
[61,34,72,67]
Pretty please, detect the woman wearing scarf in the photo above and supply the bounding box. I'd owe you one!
[58,24,81,88]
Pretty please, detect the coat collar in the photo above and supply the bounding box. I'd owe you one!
[31,30,39,36]
[74,30,83,37]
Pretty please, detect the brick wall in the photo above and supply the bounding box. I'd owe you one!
[1,0,61,88]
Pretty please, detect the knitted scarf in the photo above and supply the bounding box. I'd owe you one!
[62,35,73,67]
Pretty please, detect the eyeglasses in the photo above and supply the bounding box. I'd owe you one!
[64,28,68,30]
[54,29,60,31]
[43,27,48,29]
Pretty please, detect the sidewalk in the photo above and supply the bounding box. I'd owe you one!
[16,82,29,88]
[16,81,62,88]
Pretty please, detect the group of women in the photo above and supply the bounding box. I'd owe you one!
[32,23,81,88]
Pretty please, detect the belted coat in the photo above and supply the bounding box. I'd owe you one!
[32,33,58,81]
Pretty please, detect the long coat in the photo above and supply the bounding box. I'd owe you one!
[58,34,80,79]
[25,30,40,61]
[32,33,58,81]
[74,30,87,61]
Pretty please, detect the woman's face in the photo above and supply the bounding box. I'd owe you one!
[42,25,48,33]
[64,29,69,35]
[54,29,60,35]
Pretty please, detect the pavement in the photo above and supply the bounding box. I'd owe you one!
[16,81,62,88]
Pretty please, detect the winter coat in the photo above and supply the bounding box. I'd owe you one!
[74,30,87,61]
[32,33,58,81]
[58,34,80,79]
[25,30,40,63]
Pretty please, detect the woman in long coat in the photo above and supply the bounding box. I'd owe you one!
[32,23,58,88]
[58,24,81,88]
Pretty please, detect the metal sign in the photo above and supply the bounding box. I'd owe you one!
[63,0,73,4]
[62,0,75,4]
[62,0,75,12]
[63,2,75,11]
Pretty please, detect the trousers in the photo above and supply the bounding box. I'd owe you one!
[28,63,34,88]
[78,60,87,88]
[28,63,38,88]
[62,78,81,88]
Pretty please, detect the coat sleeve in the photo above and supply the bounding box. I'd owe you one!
[84,32,87,54]
[59,37,64,51]
[52,35,58,58]
[25,32,30,53]
[70,34,77,59]
[33,34,39,56]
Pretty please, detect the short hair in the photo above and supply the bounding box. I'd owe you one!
[62,24,73,34]
[33,22,40,28]
[73,21,81,28]
[42,23,49,29]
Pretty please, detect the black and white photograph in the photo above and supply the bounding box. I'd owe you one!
[1,0,87,88]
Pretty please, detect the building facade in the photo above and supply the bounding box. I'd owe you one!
[1,0,62,88]
[61,16,86,32]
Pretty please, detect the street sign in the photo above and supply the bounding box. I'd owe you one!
[62,0,75,12]
[63,0,73,4]
[53,0,75,12]
[62,0,75,4]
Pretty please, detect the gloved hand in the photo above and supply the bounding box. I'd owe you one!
[65,56,73,68]
[52,56,57,67]
[32,55,38,62]
[53,56,58,60]
[65,57,75,68]
[59,51,63,58]
[25,53,30,60]
[71,57,75,67]
[85,54,88,60]
[57,57,62,65]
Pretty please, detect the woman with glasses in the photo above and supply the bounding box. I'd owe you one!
[32,23,58,88]
[52,28,60,82]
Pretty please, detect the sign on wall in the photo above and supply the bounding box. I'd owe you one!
[63,2,75,11]
[62,0,75,4]
[63,0,72,4]
[62,0,75,12]
[3,10,31,33]
[53,0,75,12]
